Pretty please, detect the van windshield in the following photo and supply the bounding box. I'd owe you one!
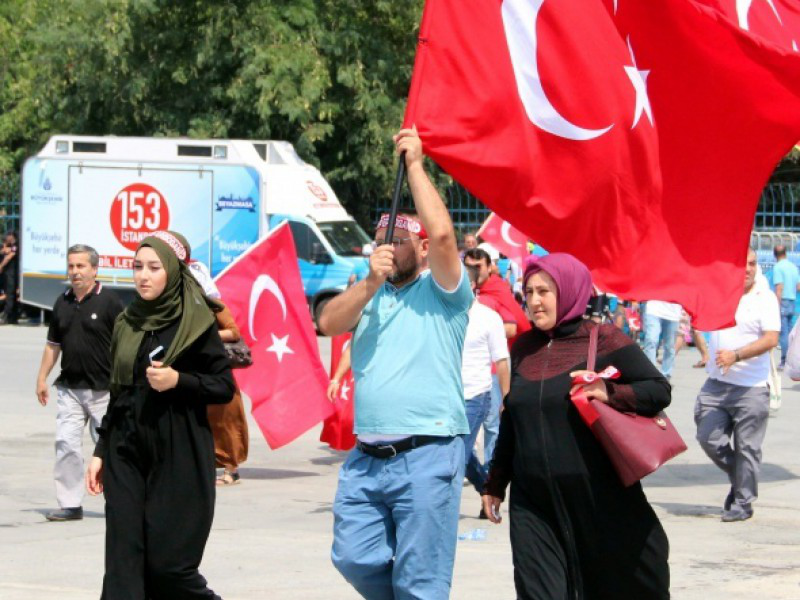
[317,220,371,256]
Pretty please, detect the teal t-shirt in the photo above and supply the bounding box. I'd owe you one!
[773,258,800,300]
[351,267,472,436]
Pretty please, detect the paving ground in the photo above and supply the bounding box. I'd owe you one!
[1,324,800,599]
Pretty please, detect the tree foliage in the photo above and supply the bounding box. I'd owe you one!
[0,0,425,224]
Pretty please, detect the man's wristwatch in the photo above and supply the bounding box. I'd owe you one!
[734,350,741,363]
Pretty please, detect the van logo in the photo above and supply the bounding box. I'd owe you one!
[216,195,255,212]
[42,178,52,191]
[307,181,328,201]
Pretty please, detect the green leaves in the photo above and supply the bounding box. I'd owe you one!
[0,0,430,227]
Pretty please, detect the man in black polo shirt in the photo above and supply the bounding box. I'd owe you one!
[35,244,124,521]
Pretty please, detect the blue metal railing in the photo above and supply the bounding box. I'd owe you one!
[755,183,800,231]
[374,182,800,240]
[0,174,20,235]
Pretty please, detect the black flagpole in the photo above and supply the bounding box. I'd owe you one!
[383,152,407,245]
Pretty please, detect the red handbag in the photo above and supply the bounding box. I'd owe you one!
[571,325,687,487]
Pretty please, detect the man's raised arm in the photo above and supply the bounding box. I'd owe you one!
[394,128,462,291]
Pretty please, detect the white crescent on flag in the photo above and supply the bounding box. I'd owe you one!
[502,0,614,141]
[736,0,782,30]
[501,221,523,247]
[248,274,288,340]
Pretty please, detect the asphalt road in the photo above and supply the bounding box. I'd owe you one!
[1,325,799,599]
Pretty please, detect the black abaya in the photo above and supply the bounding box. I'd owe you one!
[95,320,235,600]
[486,320,671,600]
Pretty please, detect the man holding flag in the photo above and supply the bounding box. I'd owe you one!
[319,127,472,600]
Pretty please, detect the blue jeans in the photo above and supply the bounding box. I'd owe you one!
[779,298,795,364]
[332,436,465,600]
[464,391,491,493]
[481,374,503,464]
[643,314,679,378]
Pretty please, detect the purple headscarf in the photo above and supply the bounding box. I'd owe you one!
[523,253,593,328]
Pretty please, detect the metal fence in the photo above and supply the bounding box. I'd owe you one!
[373,184,490,239]
[0,173,20,235]
[1,171,798,241]
[374,181,800,241]
[755,183,800,231]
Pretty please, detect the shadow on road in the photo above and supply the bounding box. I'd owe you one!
[236,467,320,480]
[310,454,347,466]
[645,462,799,487]
[650,502,721,518]
[18,508,104,521]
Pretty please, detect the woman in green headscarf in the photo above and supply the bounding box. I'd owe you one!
[86,231,234,600]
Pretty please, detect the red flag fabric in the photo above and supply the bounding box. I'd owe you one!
[610,0,800,329]
[477,213,530,270]
[214,224,333,449]
[697,0,800,52]
[405,0,800,330]
[320,333,356,451]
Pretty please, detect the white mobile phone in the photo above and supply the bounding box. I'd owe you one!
[148,345,165,366]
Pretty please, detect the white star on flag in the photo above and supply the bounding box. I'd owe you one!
[340,380,351,401]
[624,37,654,128]
[266,333,294,362]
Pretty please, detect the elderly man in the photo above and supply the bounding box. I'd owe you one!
[695,248,779,522]
[35,244,124,521]
[320,127,472,599]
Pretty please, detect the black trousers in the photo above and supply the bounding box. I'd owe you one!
[101,396,221,600]
[1,268,18,322]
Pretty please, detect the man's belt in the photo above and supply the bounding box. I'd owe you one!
[356,435,442,459]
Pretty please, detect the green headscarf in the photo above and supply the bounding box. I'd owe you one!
[110,233,220,391]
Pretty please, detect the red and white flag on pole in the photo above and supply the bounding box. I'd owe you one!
[215,223,333,449]
[320,333,356,452]
[477,213,530,270]
[405,0,800,330]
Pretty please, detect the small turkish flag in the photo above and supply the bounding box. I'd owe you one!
[625,307,642,332]
[477,213,530,270]
[320,333,356,451]
[214,223,333,449]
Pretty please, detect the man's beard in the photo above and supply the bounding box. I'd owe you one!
[387,257,418,285]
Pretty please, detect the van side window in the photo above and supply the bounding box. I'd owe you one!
[288,221,314,261]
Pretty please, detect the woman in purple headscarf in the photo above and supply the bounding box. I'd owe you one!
[481,253,671,600]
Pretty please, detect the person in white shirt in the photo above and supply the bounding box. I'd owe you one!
[462,264,510,516]
[695,248,779,522]
[643,300,683,379]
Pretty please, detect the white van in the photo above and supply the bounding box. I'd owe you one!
[20,136,371,323]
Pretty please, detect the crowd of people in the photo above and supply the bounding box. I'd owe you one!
[18,128,798,599]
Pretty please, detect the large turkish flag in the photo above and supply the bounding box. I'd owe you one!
[214,224,333,449]
[406,0,800,329]
[697,0,800,52]
[611,0,800,329]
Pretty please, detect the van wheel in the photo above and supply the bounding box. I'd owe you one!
[314,296,334,332]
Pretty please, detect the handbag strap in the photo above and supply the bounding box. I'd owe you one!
[587,324,599,372]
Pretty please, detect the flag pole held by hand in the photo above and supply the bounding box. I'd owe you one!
[384,152,407,244]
